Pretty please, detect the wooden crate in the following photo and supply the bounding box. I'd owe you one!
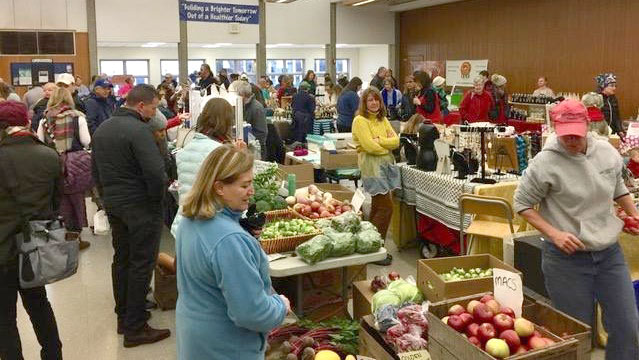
[522,302,591,360]
[353,280,375,321]
[359,315,399,360]
[417,254,522,302]
[428,293,579,360]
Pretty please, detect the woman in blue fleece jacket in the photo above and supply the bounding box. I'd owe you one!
[175,145,290,360]
[336,77,362,132]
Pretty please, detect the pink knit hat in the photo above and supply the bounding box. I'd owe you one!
[551,99,589,137]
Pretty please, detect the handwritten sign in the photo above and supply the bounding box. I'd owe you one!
[493,268,524,318]
[627,122,639,137]
[398,350,432,360]
[179,1,259,24]
[351,188,366,214]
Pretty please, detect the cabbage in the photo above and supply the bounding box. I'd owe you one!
[372,289,402,314]
[355,229,383,254]
[387,279,423,304]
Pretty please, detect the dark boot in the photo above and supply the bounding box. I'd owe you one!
[123,324,170,347]
[66,231,90,250]
[373,254,393,266]
[117,311,151,335]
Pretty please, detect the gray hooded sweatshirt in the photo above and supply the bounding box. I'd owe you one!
[513,133,628,251]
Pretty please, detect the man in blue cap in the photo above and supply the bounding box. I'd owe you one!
[85,78,116,134]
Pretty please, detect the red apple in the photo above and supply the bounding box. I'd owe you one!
[388,271,400,281]
[485,299,501,314]
[447,315,466,332]
[499,329,521,353]
[310,201,321,211]
[528,336,547,350]
[480,294,494,303]
[467,300,481,314]
[465,323,480,338]
[499,306,515,318]
[514,345,528,354]
[485,338,510,359]
[478,323,496,343]
[459,312,474,327]
[448,304,466,316]
[320,210,331,218]
[514,318,535,338]
[473,303,495,324]
[493,314,514,333]
[468,336,482,348]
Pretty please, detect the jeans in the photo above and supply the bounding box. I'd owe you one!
[0,264,62,360]
[542,241,639,360]
[106,204,162,334]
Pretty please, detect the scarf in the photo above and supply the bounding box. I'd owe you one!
[43,105,82,154]
[382,88,398,107]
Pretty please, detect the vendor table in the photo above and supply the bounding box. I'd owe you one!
[285,150,322,169]
[269,248,387,316]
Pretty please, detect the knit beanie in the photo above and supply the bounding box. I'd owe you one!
[491,74,507,87]
[595,73,616,92]
[148,109,167,132]
[0,100,28,127]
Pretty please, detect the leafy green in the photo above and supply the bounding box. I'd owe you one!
[295,234,333,264]
[355,229,383,254]
[255,200,272,213]
[326,232,356,257]
[297,317,359,355]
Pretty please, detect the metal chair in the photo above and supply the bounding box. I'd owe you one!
[459,194,518,255]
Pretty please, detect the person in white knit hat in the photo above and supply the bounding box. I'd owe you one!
[431,76,449,116]
[490,74,509,123]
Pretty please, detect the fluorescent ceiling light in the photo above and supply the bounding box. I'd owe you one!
[352,0,376,6]
[336,43,347,48]
[202,43,232,48]
[276,0,287,2]
[141,42,166,47]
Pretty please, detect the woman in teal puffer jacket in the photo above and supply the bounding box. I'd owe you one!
[171,98,242,236]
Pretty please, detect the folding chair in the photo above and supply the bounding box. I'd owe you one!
[459,194,518,255]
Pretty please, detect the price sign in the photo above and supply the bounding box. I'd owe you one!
[627,122,639,137]
[398,350,432,360]
[493,268,524,318]
[351,188,366,213]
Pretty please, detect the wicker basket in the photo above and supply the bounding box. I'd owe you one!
[260,209,322,254]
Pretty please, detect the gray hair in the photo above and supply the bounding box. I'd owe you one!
[237,82,253,97]
[473,76,484,85]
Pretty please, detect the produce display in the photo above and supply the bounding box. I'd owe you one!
[440,267,493,282]
[295,213,383,265]
[442,295,558,358]
[384,304,429,352]
[290,185,352,219]
[369,271,400,292]
[261,219,318,240]
[266,318,359,360]
[251,166,287,213]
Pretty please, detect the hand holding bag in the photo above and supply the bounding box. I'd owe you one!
[0,141,79,289]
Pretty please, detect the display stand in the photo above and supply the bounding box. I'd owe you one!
[457,125,497,184]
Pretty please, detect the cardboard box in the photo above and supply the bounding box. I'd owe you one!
[523,302,592,360]
[314,183,355,203]
[417,254,522,303]
[320,149,358,170]
[359,315,398,360]
[278,163,314,189]
[353,280,375,321]
[428,293,580,360]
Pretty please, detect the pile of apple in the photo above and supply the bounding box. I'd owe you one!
[289,185,352,219]
[442,295,557,359]
[616,207,639,233]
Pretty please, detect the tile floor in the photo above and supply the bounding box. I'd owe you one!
[15,226,605,359]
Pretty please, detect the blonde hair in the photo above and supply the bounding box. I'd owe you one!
[403,114,425,134]
[473,76,484,85]
[196,98,234,142]
[181,145,254,219]
[357,87,386,121]
[47,87,75,110]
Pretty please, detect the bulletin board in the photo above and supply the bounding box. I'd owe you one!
[10,62,74,86]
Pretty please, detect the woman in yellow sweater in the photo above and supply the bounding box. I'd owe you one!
[352,87,400,266]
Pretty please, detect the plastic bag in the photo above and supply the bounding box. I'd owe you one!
[331,211,361,233]
[93,210,110,235]
[327,232,356,257]
[355,229,383,254]
[359,221,377,231]
[315,218,333,229]
[397,304,429,334]
[372,289,401,314]
[393,333,428,352]
[375,303,400,333]
[295,235,333,265]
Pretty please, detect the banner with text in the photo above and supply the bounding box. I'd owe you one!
[446,60,488,87]
[179,1,259,24]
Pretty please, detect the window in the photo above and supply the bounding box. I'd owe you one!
[0,31,74,55]
[99,59,150,92]
[160,59,205,83]
[314,59,350,79]
[215,59,256,83]
[267,59,304,87]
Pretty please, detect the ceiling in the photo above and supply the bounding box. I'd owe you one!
[268,0,465,11]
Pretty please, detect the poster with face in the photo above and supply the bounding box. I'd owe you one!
[446,60,489,87]
[410,61,445,79]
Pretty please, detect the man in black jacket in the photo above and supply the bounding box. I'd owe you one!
[0,101,63,359]
[596,73,623,136]
[370,66,388,91]
[91,84,170,347]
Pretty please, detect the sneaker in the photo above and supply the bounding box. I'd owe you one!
[123,324,170,348]
[117,311,152,334]
[372,254,393,266]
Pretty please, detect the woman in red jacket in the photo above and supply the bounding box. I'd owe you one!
[412,71,442,123]
[459,76,494,123]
